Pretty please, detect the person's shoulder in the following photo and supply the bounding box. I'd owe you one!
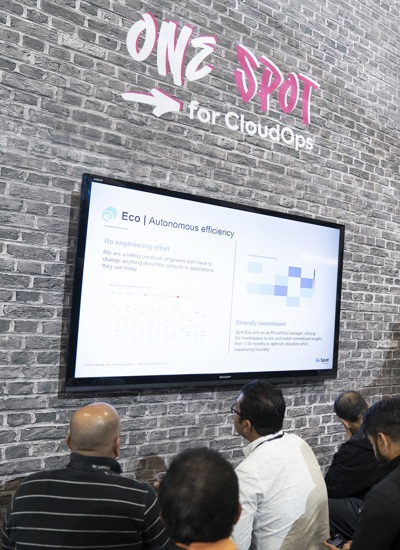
[19,467,68,483]
[333,433,374,459]
[235,448,260,478]
[120,474,163,500]
[98,470,154,492]
[287,434,322,464]
[347,432,373,449]
[363,468,400,508]
[117,475,154,491]
[282,432,311,449]
[237,433,294,466]
[20,467,154,493]
[283,432,301,442]
[13,467,70,494]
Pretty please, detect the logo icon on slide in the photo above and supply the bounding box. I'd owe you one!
[102,207,117,222]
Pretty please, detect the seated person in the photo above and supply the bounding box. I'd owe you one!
[1,403,169,550]
[325,390,383,539]
[157,447,241,550]
[231,380,329,550]
[324,397,400,550]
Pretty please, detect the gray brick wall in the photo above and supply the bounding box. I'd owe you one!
[1,0,399,524]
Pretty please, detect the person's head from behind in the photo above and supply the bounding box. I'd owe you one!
[66,402,121,459]
[158,448,240,544]
[362,397,400,464]
[232,380,285,441]
[334,390,369,434]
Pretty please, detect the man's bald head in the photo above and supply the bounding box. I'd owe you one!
[334,391,368,423]
[334,391,369,435]
[67,403,121,458]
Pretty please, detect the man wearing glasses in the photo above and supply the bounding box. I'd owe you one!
[230,380,329,550]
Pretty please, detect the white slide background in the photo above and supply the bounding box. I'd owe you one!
[74,181,341,379]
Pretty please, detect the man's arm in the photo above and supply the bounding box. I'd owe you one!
[325,439,379,499]
[1,503,16,550]
[325,442,352,497]
[142,485,170,549]
[232,467,260,550]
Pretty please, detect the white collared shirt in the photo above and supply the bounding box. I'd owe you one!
[232,432,329,550]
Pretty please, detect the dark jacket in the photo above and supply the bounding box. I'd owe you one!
[325,431,383,499]
[350,455,400,550]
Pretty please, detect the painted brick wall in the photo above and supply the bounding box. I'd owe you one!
[1,0,399,524]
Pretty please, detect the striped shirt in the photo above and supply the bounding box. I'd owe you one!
[1,453,170,550]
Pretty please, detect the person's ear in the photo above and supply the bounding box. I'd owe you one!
[66,433,72,450]
[113,436,121,458]
[239,418,252,435]
[340,418,351,430]
[377,432,389,454]
[233,502,242,525]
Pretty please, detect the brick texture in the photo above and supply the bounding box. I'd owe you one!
[1,0,399,524]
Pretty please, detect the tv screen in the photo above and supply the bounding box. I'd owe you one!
[65,173,344,393]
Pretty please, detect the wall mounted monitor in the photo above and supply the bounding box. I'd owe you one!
[65,173,345,393]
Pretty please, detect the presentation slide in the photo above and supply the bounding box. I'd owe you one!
[74,181,341,379]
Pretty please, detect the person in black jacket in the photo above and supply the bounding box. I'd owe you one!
[324,396,400,550]
[325,391,382,539]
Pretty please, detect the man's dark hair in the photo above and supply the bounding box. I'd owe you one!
[334,391,368,422]
[158,448,239,544]
[362,397,400,442]
[239,380,286,436]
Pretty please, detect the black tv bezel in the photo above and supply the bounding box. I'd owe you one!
[65,173,345,394]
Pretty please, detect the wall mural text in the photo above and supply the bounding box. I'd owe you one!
[122,12,320,150]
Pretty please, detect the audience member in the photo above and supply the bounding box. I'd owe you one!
[324,397,400,550]
[157,447,241,550]
[1,402,169,550]
[325,390,382,539]
[231,380,329,550]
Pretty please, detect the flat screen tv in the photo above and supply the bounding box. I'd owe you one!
[65,173,345,393]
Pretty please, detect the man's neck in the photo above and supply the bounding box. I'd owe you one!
[246,430,283,444]
[385,449,400,462]
[71,449,117,460]
[246,431,261,443]
[176,537,237,550]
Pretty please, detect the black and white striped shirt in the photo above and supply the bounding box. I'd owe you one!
[1,453,170,550]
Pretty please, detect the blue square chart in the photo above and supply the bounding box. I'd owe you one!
[246,263,315,307]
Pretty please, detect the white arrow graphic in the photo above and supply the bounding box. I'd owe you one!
[122,88,183,117]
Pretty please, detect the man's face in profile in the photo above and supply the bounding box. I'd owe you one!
[232,394,247,439]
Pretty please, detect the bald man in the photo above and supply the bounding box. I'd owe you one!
[2,402,170,550]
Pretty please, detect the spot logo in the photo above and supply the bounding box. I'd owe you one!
[102,207,117,222]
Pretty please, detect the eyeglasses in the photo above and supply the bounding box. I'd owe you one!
[230,404,240,416]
